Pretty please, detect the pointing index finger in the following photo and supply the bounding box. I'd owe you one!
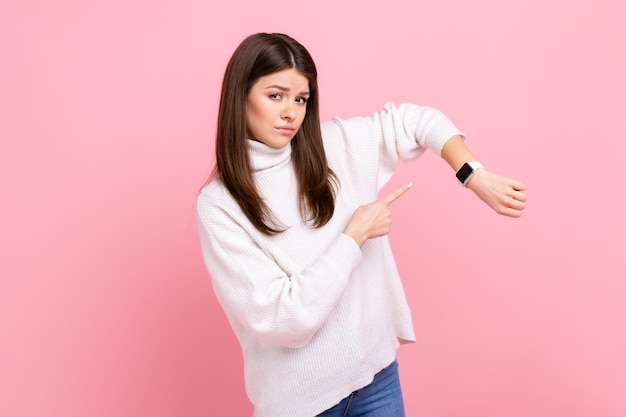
[382,182,413,205]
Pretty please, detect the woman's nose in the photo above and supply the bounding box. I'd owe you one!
[282,105,296,120]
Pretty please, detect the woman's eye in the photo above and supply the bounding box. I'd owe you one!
[296,97,308,104]
[269,93,282,100]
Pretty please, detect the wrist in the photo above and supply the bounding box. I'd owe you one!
[465,167,486,189]
[455,161,484,187]
[342,231,365,247]
[342,222,366,247]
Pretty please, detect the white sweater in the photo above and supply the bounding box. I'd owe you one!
[195,103,462,417]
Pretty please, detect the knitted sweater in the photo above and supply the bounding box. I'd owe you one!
[195,103,462,417]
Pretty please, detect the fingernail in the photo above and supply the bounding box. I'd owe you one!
[407,182,413,188]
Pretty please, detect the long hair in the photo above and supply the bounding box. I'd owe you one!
[210,33,337,235]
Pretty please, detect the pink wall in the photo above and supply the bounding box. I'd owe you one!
[1,1,624,416]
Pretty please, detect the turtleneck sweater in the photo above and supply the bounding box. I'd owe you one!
[195,103,463,417]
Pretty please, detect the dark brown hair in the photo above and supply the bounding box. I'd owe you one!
[211,33,337,235]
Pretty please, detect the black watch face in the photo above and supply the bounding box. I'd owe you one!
[456,163,473,183]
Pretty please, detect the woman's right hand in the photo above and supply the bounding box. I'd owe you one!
[343,183,412,247]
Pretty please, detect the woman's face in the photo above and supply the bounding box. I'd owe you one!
[246,68,309,148]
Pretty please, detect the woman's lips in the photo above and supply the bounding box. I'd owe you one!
[276,126,294,135]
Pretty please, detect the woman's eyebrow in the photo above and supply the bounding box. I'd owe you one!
[265,84,290,91]
[265,84,310,95]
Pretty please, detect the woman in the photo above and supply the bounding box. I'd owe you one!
[195,32,527,417]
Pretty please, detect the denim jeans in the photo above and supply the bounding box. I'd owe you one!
[316,360,406,417]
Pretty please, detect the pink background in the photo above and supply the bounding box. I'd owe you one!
[1,1,625,416]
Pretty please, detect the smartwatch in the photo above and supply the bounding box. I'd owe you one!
[456,161,484,187]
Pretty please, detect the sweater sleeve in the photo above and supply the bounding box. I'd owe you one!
[323,102,463,191]
[195,192,363,349]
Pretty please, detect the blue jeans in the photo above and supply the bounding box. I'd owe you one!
[316,360,406,417]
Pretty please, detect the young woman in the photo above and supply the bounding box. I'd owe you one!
[195,32,527,417]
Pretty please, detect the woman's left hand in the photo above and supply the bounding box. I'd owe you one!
[466,169,527,218]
